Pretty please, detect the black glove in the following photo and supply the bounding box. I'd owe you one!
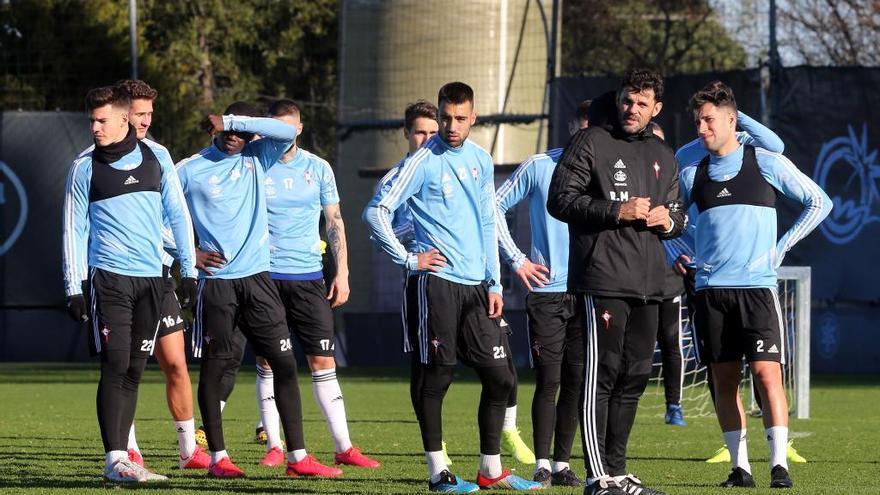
[66,294,88,322]
[179,277,198,309]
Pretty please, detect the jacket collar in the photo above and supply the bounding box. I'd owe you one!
[93,125,139,163]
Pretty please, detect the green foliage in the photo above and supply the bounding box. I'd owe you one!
[563,0,748,77]
[0,0,337,160]
[0,0,130,111]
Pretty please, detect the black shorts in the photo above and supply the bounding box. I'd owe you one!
[192,272,293,361]
[405,273,509,367]
[526,292,584,367]
[274,278,336,357]
[157,275,185,338]
[692,288,785,364]
[87,268,163,358]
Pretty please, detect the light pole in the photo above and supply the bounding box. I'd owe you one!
[129,0,138,79]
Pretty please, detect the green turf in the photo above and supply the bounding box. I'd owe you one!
[0,364,877,494]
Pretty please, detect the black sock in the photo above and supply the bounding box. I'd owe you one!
[506,357,518,408]
[418,364,454,452]
[532,363,561,460]
[554,361,583,462]
[476,365,515,454]
[266,353,305,451]
[198,357,241,452]
[96,350,132,452]
[117,355,147,451]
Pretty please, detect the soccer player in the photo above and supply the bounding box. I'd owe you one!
[645,120,689,428]
[671,92,807,465]
[62,85,198,482]
[115,79,210,470]
[249,98,380,469]
[493,102,593,488]
[178,101,341,478]
[495,151,584,488]
[373,99,452,461]
[680,82,830,489]
[378,101,534,468]
[548,69,686,495]
[364,82,541,492]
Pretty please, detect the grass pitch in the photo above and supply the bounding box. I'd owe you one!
[0,364,876,494]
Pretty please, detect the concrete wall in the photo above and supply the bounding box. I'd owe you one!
[337,0,552,314]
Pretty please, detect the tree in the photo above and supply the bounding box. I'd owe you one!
[562,0,748,76]
[778,0,880,66]
[138,0,338,158]
[0,0,131,111]
[0,0,338,160]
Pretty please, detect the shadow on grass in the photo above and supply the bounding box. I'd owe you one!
[0,475,428,494]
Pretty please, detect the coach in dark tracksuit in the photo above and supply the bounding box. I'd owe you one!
[548,70,685,495]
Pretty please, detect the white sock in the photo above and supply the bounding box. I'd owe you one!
[766,426,789,469]
[502,405,517,431]
[106,450,127,466]
[175,418,197,459]
[553,460,570,473]
[426,451,448,482]
[256,420,263,429]
[210,450,228,464]
[127,424,139,452]
[312,368,352,453]
[535,458,551,474]
[256,364,283,450]
[723,429,751,474]
[288,448,308,463]
[479,453,503,479]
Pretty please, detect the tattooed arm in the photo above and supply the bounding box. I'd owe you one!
[323,203,350,308]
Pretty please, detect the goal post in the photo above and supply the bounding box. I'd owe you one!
[775,266,811,420]
[645,266,812,420]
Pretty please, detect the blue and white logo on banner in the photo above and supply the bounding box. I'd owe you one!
[813,124,879,245]
[0,161,28,256]
[817,311,840,360]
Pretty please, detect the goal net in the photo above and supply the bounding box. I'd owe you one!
[642,266,812,420]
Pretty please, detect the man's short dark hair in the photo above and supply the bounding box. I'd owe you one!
[619,68,664,102]
[116,79,158,100]
[438,82,474,107]
[689,80,737,117]
[85,86,130,111]
[268,99,302,118]
[224,101,261,117]
[404,100,438,131]
[576,99,592,122]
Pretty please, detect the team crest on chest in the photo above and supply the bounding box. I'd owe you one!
[101,325,111,344]
[303,170,313,185]
[653,161,660,179]
[471,167,480,180]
